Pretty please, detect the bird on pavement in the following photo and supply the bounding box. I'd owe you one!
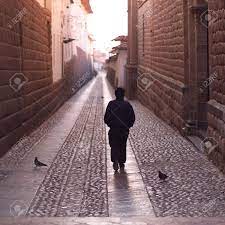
[34,157,48,167]
[158,170,168,181]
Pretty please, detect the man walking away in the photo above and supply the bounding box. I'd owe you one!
[104,88,135,172]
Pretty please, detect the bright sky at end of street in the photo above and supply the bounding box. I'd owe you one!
[88,0,128,53]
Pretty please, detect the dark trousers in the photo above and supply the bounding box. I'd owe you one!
[108,128,129,163]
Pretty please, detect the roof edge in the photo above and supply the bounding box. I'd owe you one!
[81,0,93,14]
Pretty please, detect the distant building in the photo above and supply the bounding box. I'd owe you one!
[94,50,107,71]
[88,34,95,75]
[37,0,94,90]
[106,36,128,88]
[61,0,94,94]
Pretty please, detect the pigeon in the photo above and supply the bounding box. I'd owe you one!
[158,170,168,181]
[34,157,47,167]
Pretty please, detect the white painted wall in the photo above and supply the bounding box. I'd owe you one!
[70,2,89,63]
[63,0,93,78]
[36,0,93,81]
[51,0,65,82]
[36,0,63,82]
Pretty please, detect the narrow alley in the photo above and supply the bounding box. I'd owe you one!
[1,0,225,224]
[1,73,225,224]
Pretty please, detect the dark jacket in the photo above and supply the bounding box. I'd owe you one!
[104,99,135,130]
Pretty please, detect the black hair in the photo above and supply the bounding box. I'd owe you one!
[115,87,125,99]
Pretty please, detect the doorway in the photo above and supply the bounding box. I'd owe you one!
[185,0,209,136]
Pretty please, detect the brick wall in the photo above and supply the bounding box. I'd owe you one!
[137,0,186,130]
[207,0,225,172]
[136,0,225,172]
[64,46,94,96]
[106,67,116,88]
[0,0,66,157]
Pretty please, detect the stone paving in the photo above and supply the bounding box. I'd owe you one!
[0,72,225,222]
[103,78,154,217]
[0,102,72,171]
[2,217,225,225]
[129,102,225,217]
[102,72,225,217]
[0,80,94,171]
[27,78,108,217]
[0,78,107,217]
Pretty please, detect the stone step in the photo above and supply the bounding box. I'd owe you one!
[187,135,205,153]
[1,217,225,225]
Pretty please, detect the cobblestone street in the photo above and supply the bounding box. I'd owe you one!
[0,73,225,221]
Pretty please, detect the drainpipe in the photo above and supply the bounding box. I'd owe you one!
[125,0,138,99]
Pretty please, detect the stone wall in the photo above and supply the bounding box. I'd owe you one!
[106,59,117,88]
[137,0,186,131]
[136,0,225,172]
[0,0,67,157]
[207,0,225,172]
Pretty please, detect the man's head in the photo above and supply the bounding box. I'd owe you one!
[115,87,125,100]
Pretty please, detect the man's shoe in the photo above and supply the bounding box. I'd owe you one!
[113,162,119,171]
[119,163,125,169]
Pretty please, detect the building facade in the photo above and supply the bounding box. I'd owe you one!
[63,0,94,94]
[127,0,225,171]
[113,36,128,88]
[94,49,107,71]
[207,0,225,171]
[106,36,128,88]
[106,55,118,88]
[0,0,94,156]
[136,0,209,131]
